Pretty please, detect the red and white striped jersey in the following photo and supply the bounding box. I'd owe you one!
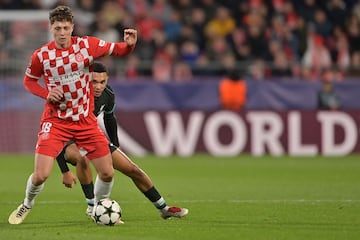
[25,36,116,121]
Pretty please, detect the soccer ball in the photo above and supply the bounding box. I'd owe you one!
[93,198,122,226]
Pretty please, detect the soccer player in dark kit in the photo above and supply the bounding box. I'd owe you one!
[56,62,189,221]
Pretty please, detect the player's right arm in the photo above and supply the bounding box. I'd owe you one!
[23,51,63,103]
[23,52,48,99]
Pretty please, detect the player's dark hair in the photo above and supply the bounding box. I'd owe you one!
[49,5,74,25]
[94,62,108,73]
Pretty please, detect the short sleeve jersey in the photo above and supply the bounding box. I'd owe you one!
[26,36,116,121]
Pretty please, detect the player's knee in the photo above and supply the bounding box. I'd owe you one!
[32,172,49,185]
[98,169,114,182]
[78,157,89,169]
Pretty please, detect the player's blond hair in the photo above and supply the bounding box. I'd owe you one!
[49,5,74,25]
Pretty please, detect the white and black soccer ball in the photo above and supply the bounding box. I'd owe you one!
[93,198,122,226]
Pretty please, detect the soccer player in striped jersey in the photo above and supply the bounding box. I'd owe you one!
[56,62,189,220]
[8,5,137,225]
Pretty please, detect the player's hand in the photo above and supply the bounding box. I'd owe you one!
[124,29,137,47]
[47,85,64,103]
[62,171,77,188]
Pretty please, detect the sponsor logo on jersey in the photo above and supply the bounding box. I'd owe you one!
[50,70,85,84]
[75,53,84,62]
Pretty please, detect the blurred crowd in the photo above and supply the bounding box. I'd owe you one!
[1,0,360,82]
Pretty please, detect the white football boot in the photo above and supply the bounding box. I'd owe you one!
[8,203,31,224]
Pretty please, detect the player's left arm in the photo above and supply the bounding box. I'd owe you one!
[122,28,137,48]
[89,29,137,58]
[111,28,138,57]
[56,148,77,188]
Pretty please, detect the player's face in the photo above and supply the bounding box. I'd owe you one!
[50,21,74,49]
[92,72,108,97]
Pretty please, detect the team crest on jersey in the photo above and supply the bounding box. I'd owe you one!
[75,53,84,62]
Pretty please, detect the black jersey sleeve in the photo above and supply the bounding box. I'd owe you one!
[102,86,120,147]
[104,112,120,147]
[56,147,70,173]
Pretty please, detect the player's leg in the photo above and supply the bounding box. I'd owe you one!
[90,153,114,204]
[111,145,188,219]
[64,143,95,213]
[8,153,54,224]
[76,119,115,207]
[56,141,95,216]
[111,146,153,191]
[76,156,95,215]
[63,143,79,164]
[9,120,71,224]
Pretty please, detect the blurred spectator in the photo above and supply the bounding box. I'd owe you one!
[334,35,351,72]
[298,0,318,23]
[172,0,194,25]
[293,16,308,58]
[248,58,270,81]
[163,10,182,41]
[99,1,125,28]
[346,14,360,56]
[242,3,267,30]
[189,7,207,51]
[204,6,236,40]
[155,41,178,64]
[219,52,237,75]
[124,55,140,80]
[313,8,332,38]
[302,35,332,80]
[199,0,219,23]
[227,27,251,62]
[282,1,298,31]
[152,57,172,82]
[219,70,247,111]
[73,0,95,35]
[135,9,162,42]
[348,51,360,77]
[179,40,201,66]
[192,54,214,76]
[173,62,193,82]
[246,24,267,59]
[317,77,340,110]
[93,17,119,43]
[270,51,293,78]
[205,36,231,62]
[326,0,348,29]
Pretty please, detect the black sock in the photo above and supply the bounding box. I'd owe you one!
[81,182,94,206]
[143,186,167,209]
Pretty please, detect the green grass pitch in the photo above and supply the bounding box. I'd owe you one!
[0,154,359,240]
